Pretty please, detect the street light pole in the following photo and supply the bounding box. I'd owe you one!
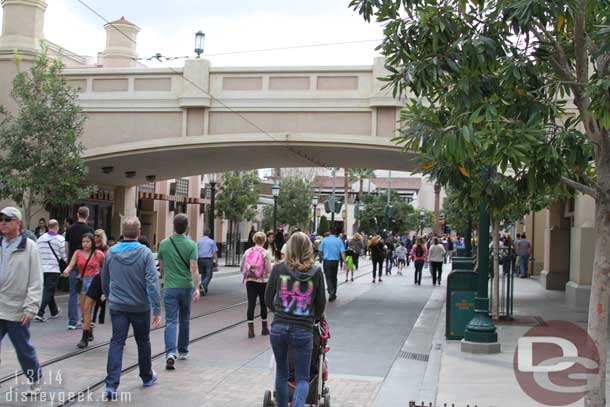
[462,167,500,353]
[330,168,336,229]
[272,183,280,233]
[312,195,319,234]
[209,175,217,240]
[386,170,392,233]
[419,209,425,236]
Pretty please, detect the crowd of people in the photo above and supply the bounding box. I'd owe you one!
[1,203,531,407]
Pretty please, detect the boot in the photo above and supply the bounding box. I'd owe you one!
[248,322,255,338]
[77,330,89,348]
[88,327,94,341]
[261,320,269,336]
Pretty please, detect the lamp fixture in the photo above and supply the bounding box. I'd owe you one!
[194,31,205,58]
[125,171,136,178]
[145,175,156,182]
[272,183,280,197]
[101,166,114,174]
[311,195,319,206]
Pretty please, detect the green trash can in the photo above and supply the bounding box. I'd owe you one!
[452,257,475,271]
[446,269,478,339]
[456,247,468,257]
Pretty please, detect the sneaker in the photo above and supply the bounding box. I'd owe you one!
[104,388,118,401]
[143,370,158,387]
[34,315,46,322]
[24,382,41,396]
[90,322,96,327]
[49,308,61,319]
[178,353,189,360]
[67,324,78,330]
[165,355,176,370]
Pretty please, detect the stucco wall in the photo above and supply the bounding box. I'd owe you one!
[82,112,182,148]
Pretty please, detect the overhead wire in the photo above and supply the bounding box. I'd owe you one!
[74,0,373,170]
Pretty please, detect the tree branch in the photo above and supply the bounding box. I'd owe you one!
[561,176,598,200]
[572,0,589,86]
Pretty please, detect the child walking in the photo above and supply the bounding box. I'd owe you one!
[394,242,408,275]
[344,246,355,282]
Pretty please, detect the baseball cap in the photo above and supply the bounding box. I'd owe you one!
[0,207,23,221]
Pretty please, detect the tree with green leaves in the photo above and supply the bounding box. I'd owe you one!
[277,176,313,230]
[359,191,433,234]
[0,46,90,228]
[350,0,608,403]
[317,215,329,236]
[215,171,260,224]
[215,171,260,260]
[347,168,376,201]
[262,205,273,233]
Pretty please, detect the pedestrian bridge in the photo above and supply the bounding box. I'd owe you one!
[65,58,416,186]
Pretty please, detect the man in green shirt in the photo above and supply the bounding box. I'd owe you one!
[157,214,200,370]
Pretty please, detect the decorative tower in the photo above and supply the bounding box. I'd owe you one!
[101,16,139,68]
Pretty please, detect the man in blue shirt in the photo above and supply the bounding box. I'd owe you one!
[319,227,345,302]
[196,229,218,295]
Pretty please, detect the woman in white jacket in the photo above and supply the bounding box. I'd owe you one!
[428,237,446,286]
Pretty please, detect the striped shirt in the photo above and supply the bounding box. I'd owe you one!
[36,232,67,273]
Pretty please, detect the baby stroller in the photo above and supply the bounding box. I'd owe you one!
[263,319,331,407]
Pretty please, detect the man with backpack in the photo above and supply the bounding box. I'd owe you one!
[241,231,272,338]
[157,214,199,371]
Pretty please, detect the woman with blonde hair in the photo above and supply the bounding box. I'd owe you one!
[241,231,272,338]
[265,232,327,407]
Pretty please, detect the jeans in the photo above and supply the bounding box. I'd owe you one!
[322,260,339,299]
[246,281,267,321]
[0,320,41,383]
[164,288,193,357]
[68,267,79,325]
[372,258,383,279]
[519,255,529,277]
[38,273,60,317]
[270,323,314,407]
[385,255,394,275]
[106,310,153,390]
[431,262,443,285]
[414,260,424,285]
[198,258,214,291]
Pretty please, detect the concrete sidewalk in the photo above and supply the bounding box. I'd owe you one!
[436,277,599,407]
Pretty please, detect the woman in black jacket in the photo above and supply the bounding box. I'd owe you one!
[265,232,326,407]
[369,235,385,283]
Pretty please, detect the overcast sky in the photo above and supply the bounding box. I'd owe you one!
[0,0,384,67]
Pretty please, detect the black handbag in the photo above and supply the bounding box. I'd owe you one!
[47,240,68,272]
[75,251,94,293]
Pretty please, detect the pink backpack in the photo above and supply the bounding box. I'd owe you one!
[242,247,266,282]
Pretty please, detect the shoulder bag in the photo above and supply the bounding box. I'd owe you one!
[75,250,94,293]
[169,237,191,272]
[47,240,68,272]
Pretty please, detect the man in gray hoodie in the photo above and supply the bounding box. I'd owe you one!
[101,217,161,400]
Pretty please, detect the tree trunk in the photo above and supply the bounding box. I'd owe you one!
[492,221,500,319]
[586,156,610,407]
[359,177,364,202]
[22,190,32,230]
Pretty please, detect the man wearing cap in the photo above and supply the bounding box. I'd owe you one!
[0,207,43,395]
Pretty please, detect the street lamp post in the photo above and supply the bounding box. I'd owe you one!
[330,168,336,229]
[419,209,425,236]
[356,202,365,232]
[208,173,217,240]
[312,195,319,234]
[386,170,392,233]
[462,167,500,353]
[194,31,205,58]
[272,183,280,233]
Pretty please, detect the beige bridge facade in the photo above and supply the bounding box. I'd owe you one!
[0,0,599,310]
